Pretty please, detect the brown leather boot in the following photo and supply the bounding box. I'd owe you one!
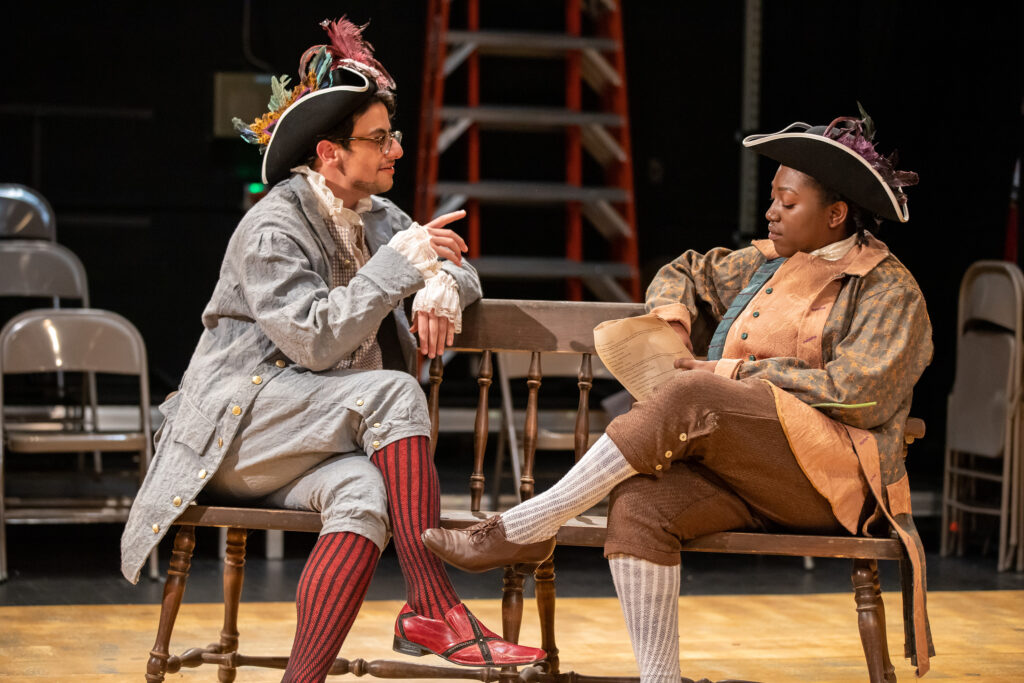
[421,516,556,573]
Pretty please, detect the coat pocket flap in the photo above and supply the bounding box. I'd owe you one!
[171,397,218,456]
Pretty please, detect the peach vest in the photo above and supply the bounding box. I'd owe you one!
[721,237,889,533]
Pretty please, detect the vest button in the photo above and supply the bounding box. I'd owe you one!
[741,332,748,340]
[766,288,773,294]
[752,311,760,318]
[749,355,756,361]
[275,360,286,368]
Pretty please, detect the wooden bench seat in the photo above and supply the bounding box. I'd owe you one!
[146,299,925,683]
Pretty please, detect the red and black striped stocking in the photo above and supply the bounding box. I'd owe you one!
[371,435,460,619]
[282,531,378,683]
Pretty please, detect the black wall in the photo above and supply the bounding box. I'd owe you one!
[2,1,1021,487]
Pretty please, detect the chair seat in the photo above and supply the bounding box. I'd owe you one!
[176,505,904,562]
[176,505,323,533]
[436,509,904,559]
[5,430,146,452]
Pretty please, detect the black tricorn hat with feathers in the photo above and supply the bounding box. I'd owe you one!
[742,109,918,223]
[232,17,396,185]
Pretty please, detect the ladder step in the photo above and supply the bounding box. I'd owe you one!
[433,182,629,204]
[446,30,619,56]
[470,256,632,280]
[581,200,632,240]
[440,105,623,129]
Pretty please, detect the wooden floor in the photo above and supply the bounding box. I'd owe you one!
[1,591,1022,682]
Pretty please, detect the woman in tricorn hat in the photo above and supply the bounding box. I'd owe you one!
[424,109,934,681]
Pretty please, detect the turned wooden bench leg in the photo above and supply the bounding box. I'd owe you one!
[534,557,559,674]
[217,527,248,682]
[852,558,896,683]
[146,525,196,682]
[501,565,525,644]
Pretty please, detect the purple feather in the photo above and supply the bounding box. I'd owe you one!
[825,113,919,200]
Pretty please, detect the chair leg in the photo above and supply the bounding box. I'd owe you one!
[218,527,248,683]
[146,526,196,683]
[851,558,896,683]
[490,421,508,511]
[534,557,560,674]
[501,565,526,644]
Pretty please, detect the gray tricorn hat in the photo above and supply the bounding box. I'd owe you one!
[742,115,918,223]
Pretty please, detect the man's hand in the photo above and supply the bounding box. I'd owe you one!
[410,310,455,359]
[423,210,468,266]
[674,358,718,373]
[667,320,694,353]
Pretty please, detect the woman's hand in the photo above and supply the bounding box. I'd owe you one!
[410,310,455,359]
[423,210,468,266]
[675,358,718,373]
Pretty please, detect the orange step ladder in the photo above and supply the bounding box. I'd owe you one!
[415,0,640,302]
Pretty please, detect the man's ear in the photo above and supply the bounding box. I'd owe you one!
[315,139,339,163]
[829,200,849,230]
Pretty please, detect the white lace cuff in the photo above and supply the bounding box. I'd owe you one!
[388,223,441,279]
[411,271,463,333]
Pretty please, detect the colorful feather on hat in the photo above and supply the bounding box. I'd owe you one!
[321,17,395,91]
[267,75,294,113]
[233,16,394,150]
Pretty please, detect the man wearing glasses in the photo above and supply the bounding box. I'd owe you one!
[121,18,545,682]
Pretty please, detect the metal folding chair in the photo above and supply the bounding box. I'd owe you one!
[0,240,88,304]
[0,184,56,241]
[941,260,1024,570]
[0,308,154,581]
[0,240,100,471]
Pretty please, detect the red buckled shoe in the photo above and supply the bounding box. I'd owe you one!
[393,603,546,667]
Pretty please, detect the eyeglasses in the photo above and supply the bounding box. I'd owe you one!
[336,130,403,154]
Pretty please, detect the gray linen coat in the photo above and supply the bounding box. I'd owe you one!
[120,175,481,582]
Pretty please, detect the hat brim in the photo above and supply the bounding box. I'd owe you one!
[742,123,909,223]
[262,67,376,185]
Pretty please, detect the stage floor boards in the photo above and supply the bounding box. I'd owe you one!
[1,591,1022,682]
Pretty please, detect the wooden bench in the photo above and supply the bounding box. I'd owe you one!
[146,299,925,683]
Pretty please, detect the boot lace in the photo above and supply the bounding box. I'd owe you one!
[467,516,501,544]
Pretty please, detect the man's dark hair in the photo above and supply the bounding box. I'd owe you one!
[304,90,397,166]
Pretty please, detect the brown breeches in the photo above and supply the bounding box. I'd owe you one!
[604,372,843,565]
